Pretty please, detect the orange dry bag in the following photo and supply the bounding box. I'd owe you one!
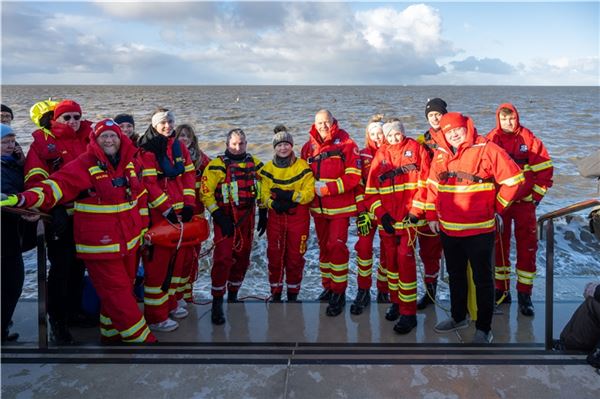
[144,215,209,248]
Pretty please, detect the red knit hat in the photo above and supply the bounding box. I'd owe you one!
[93,119,122,139]
[53,99,82,120]
[439,112,467,134]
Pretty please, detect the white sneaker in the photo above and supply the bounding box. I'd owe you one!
[170,306,189,319]
[149,318,179,332]
[177,299,188,308]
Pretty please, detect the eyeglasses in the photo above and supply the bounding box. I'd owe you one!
[62,114,81,121]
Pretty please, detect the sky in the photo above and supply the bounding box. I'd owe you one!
[1,0,598,85]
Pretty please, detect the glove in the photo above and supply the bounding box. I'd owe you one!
[356,212,372,236]
[50,205,69,236]
[257,208,268,237]
[271,200,296,214]
[428,221,440,234]
[0,193,19,207]
[407,213,420,225]
[164,208,179,224]
[315,181,329,197]
[179,205,194,223]
[381,213,396,235]
[495,213,504,234]
[212,208,234,237]
[270,188,294,202]
[584,282,599,299]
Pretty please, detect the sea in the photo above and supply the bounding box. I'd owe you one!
[1,85,599,301]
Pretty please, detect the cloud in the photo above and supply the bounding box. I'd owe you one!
[448,56,516,74]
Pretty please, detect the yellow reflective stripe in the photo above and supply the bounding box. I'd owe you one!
[144,295,169,306]
[330,262,348,272]
[369,200,382,215]
[357,269,372,277]
[377,219,425,231]
[365,187,379,195]
[498,172,525,187]
[335,178,344,193]
[76,242,120,254]
[398,280,417,290]
[123,326,152,343]
[357,257,373,267]
[75,199,138,213]
[140,208,149,216]
[387,271,399,279]
[120,316,147,338]
[43,179,63,203]
[345,167,361,175]
[425,203,435,211]
[127,233,142,251]
[438,183,495,193]
[412,200,426,210]
[378,183,419,194]
[355,194,365,202]
[149,192,168,208]
[530,160,553,172]
[183,188,195,197]
[144,285,163,294]
[330,274,348,283]
[142,168,158,177]
[440,218,495,231]
[310,204,357,216]
[497,194,510,208]
[532,184,547,196]
[101,327,120,337]
[399,292,417,302]
[522,164,532,172]
[208,203,219,213]
[172,202,184,210]
[388,282,398,291]
[184,163,195,172]
[521,194,533,202]
[25,167,49,181]
[100,314,112,325]
[28,187,45,208]
[376,272,387,282]
[88,166,105,176]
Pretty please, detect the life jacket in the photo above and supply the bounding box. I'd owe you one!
[215,153,260,207]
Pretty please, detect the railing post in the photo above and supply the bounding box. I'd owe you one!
[36,220,48,349]
[544,219,554,350]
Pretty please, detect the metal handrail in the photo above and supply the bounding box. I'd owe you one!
[537,199,600,350]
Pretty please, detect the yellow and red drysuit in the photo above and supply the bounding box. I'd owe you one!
[365,138,430,316]
[19,126,155,343]
[259,155,315,296]
[137,128,196,324]
[201,152,263,298]
[486,103,553,295]
[300,121,361,295]
[354,139,388,293]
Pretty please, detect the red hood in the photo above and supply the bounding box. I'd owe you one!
[87,125,136,171]
[436,116,481,154]
[493,102,521,135]
[308,118,349,146]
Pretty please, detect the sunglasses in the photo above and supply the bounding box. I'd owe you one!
[62,114,81,121]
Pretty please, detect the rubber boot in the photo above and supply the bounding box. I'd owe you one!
[350,288,371,315]
[376,291,390,303]
[287,293,299,302]
[393,315,417,334]
[317,289,332,302]
[517,292,534,316]
[416,282,437,310]
[325,292,346,317]
[211,297,226,325]
[50,319,75,345]
[271,293,282,302]
[227,290,238,303]
[385,303,400,321]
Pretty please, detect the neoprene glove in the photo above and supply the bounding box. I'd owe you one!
[271,200,296,215]
[212,208,234,237]
[50,205,69,237]
[356,212,372,236]
[0,193,19,207]
[407,213,420,225]
[180,205,194,223]
[257,208,268,237]
[271,188,294,202]
[381,213,396,235]
[164,208,179,224]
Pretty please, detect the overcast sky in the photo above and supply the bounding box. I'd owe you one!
[1,1,598,85]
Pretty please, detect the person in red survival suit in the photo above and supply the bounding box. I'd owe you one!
[351,115,391,316]
[427,112,524,344]
[300,109,361,317]
[5,119,156,343]
[487,103,553,316]
[24,99,93,344]
[201,128,265,325]
[137,108,197,333]
[413,98,447,310]
[364,119,430,334]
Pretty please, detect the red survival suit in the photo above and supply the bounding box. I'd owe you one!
[365,138,430,316]
[487,103,553,295]
[137,129,196,324]
[300,120,361,295]
[20,124,155,343]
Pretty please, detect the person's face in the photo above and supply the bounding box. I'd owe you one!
[0,112,12,125]
[315,112,333,139]
[499,113,517,133]
[118,122,135,138]
[178,130,192,148]
[227,133,247,155]
[275,142,293,158]
[56,112,81,131]
[384,129,404,145]
[427,111,443,130]
[96,131,121,156]
[155,119,175,136]
[369,127,384,148]
[1,135,16,156]
[444,127,467,148]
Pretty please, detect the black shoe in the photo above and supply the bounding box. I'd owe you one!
[325,293,346,317]
[317,289,332,302]
[227,291,239,303]
[68,312,98,328]
[287,293,300,302]
[1,331,19,343]
[385,304,400,321]
[211,297,226,325]
[393,315,417,334]
[587,347,600,369]
[271,293,283,302]
[495,289,512,304]
[517,292,534,316]
[50,320,75,345]
[417,282,437,310]
[350,289,371,315]
[376,291,390,303]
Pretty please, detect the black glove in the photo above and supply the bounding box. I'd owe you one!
[381,213,396,235]
[271,200,297,214]
[407,213,420,224]
[180,205,194,223]
[212,208,234,237]
[50,205,69,236]
[164,208,179,224]
[270,188,294,202]
[257,208,268,237]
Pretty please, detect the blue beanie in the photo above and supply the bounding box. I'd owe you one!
[0,123,15,139]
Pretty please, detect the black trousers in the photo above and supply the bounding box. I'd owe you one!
[1,254,24,337]
[440,232,495,333]
[46,224,85,324]
[560,296,600,350]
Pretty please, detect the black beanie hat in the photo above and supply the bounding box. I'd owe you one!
[1,104,14,120]
[114,113,135,126]
[425,98,448,117]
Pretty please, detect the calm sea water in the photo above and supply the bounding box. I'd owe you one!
[2,85,599,300]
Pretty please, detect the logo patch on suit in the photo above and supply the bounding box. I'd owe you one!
[334,139,341,145]
[404,150,413,157]
[519,144,528,152]
[47,144,56,152]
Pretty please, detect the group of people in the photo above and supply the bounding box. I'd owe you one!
[1,96,555,346]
